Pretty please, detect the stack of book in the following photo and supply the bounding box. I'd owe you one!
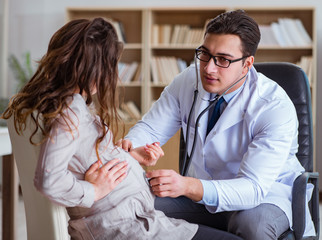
[150,56,187,84]
[118,62,141,84]
[151,24,204,45]
[296,56,313,86]
[259,18,312,47]
[118,101,141,121]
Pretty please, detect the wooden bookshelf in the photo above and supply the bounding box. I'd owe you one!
[67,8,145,115]
[66,7,316,172]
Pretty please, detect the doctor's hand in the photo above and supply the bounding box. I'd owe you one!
[129,142,164,166]
[146,169,203,202]
[85,159,128,201]
[116,138,133,152]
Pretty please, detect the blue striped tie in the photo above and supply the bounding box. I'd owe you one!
[207,97,225,135]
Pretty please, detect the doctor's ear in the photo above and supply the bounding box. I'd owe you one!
[243,56,254,72]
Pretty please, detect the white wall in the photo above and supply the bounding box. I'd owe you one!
[0,0,9,97]
[3,0,322,186]
[0,0,3,93]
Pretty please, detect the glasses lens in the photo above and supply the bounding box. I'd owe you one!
[215,56,230,68]
[196,50,210,62]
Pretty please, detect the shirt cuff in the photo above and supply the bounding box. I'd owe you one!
[124,134,145,149]
[80,180,95,208]
[197,179,218,207]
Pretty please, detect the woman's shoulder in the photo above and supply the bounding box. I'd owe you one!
[68,94,87,111]
[56,94,94,129]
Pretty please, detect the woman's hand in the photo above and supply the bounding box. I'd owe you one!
[85,159,128,201]
[129,142,164,166]
[116,138,133,152]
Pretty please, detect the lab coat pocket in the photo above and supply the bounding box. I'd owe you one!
[181,121,195,156]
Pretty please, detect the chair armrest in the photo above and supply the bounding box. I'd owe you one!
[292,172,319,240]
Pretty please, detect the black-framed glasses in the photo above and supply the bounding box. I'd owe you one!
[195,47,249,68]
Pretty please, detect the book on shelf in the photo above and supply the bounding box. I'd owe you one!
[120,101,141,121]
[294,19,312,46]
[132,63,142,83]
[150,56,187,84]
[177,25,190,44]
[170,25,181,44]
[269,23,285,47]
[177,58,188,72]
[296,56,313,87]
[151,24,159,45]
[184,28,204,45]
[109,20,126,43]
[158,57,172,84]
[118,62,140,84]
[154,56,171,84]
[259,18,312,47]
[150,57,160,84]
[258,25,279,46]
[279,18,306,46]
[277,19,296,46]
[161,24,172,44]
[152,24,204,45]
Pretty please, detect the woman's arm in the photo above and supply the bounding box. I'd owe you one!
[129,142,164,166]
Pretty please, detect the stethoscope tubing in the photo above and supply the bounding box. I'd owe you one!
[181,62,249,176]
[181,94,220,175]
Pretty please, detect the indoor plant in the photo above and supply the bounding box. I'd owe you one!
[0,52,34,126]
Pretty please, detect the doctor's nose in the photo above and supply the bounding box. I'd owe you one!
[204,58,219,73]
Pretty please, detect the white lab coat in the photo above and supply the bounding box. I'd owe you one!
[126,64,315,236]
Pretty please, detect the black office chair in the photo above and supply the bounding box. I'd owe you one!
[179,62,319,240]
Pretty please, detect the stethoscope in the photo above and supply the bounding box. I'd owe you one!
[180,57,250,176]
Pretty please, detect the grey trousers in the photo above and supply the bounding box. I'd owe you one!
[155,196,290,240]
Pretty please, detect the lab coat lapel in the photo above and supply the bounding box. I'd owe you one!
[212,76,250,134]
[194,82,211,143]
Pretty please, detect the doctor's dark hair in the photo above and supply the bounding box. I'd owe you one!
[205,9,261,57]
[3,17,123,158]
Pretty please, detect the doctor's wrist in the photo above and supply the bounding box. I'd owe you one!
[183,177,203,202]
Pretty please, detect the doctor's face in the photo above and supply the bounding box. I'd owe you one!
[198,33,253,95]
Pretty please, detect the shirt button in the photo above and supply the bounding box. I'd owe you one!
[213,131,216,135]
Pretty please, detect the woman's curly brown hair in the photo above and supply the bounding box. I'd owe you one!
[2,17,123,160]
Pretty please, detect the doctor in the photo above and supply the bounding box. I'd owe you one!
[120,10,315,239]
